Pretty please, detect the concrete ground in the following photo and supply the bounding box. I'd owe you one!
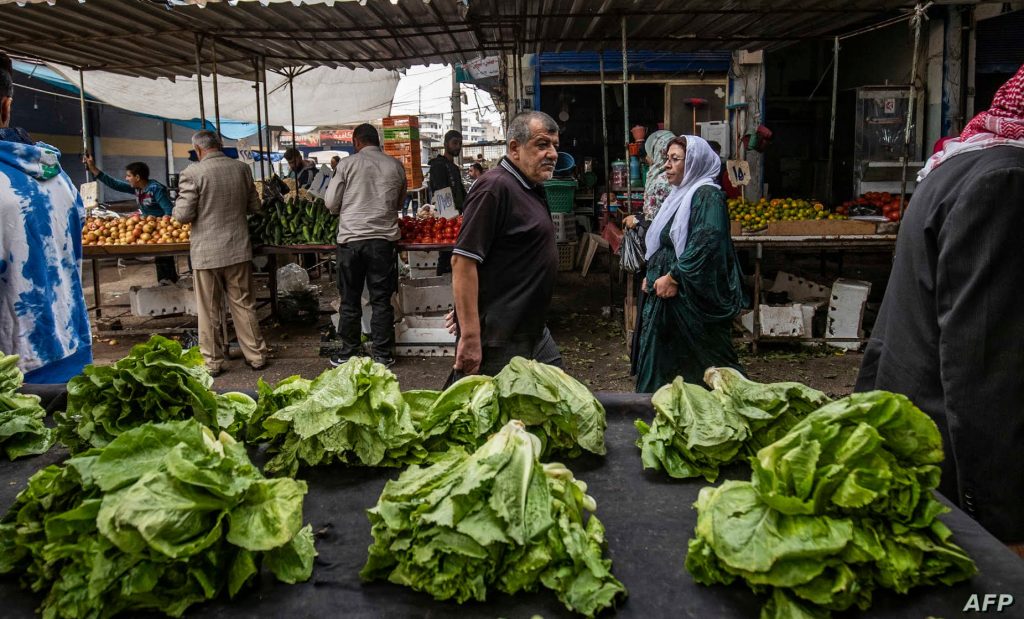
[82,253,865,396]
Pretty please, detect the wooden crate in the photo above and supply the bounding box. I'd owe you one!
[766,219,878,236]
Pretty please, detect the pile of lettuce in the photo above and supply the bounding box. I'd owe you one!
[360,420,626,617]
[405,357,607,460]
[636,368,829,481]
[0,353,53,459]
[250,357,608,476]
[685,391,977,618]
[0,419,315,618]
[55,336,256,453]
[248,357,423,477]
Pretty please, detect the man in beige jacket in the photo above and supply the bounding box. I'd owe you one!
[173,130,268,375]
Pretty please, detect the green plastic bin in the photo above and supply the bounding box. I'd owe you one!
[544,179,577,213]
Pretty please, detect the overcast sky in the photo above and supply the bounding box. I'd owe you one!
[390,64,501,127]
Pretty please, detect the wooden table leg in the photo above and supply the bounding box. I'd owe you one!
[92,258,102,318]
[752,243,762,354]
[267,253,279,319]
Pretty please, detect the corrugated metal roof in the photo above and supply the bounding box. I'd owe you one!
[0,0,934,80]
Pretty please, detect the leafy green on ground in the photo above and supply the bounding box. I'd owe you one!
[55,336,255,453]
[0,419,315,618]
[636,367,829,481]
[249,357,608,476]
[360,420,625,617]
[685,391,976,618]
[0,353,53,459]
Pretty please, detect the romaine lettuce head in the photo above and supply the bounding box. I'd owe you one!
[494,357,607,458]
[362,420,625,616]
[56,335,247,453]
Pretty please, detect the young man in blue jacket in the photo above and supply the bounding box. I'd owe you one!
[83,155,178,283]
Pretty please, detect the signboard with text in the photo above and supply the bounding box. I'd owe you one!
[280,132,320,148]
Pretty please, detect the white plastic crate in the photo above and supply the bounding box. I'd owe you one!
[129,284,196,317]
[409,267,438,279]
[770,271,830,302]
[407,250,438,269]
[399,275,453,314]
[826,278,871,350]
[395,316,455,357]
[740,304,807,338]
[551,212,577,243]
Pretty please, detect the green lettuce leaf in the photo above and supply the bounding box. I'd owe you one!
[636,369,831,481]
[637,377,750,481]
[0,419,315,618]
[686,390,977,619]
[361,420,625,616]
[55,335,248,453]
[258,358,421,476]
[0,352,53,459]
[493,357,607,458]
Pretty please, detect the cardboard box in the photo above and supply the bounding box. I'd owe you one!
[383,115,419,128]
[730,220,742,236]
[766,219,878,236]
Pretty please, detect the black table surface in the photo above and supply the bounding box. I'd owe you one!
[2,387,1022,618]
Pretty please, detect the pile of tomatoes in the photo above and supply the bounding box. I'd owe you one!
[836,192,908,222]
[399,215,462,245]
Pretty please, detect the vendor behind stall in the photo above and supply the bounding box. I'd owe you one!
[83,155,178,283]
[283,147,318,189]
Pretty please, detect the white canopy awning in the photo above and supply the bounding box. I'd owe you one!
[45,62,401,128]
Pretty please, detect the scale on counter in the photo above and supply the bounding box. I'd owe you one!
[853,86,923,196]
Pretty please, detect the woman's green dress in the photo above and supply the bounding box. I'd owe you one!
[635,185,745,392]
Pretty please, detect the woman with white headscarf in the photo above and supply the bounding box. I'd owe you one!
[634,135,745,392]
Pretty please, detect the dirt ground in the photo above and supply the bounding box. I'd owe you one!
[82,254,864,395]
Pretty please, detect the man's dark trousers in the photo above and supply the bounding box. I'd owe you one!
[336,239,398,358]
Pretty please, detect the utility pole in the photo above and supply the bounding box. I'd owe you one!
[451,64,463,164]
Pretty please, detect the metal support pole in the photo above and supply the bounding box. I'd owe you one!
[289,72,296,140]
[193,33,206,129]
[622,15,631,213]
[599,54,611,212]
[211,38,221,138]
[261,56,272,177]
[451,64,462,141]
[253,59,266,181]
[78,67,90,181]
[898,5,924,217]
[826,36,839,204]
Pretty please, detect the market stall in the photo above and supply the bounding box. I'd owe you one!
[2,387,1022,618]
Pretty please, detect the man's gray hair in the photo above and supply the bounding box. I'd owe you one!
[191,129,223,151]
[507,111,558,147]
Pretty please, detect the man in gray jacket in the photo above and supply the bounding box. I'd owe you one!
[324,123,406,367]
[173,130,268,375]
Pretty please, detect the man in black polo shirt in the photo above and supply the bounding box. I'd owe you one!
[449,111,562,377]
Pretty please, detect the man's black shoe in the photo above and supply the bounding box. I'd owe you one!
[373,356,396,368]
[329,354,356,367]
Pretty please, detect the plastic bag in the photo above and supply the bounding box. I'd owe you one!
[620,226,646,273]
[277,263,310,293]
